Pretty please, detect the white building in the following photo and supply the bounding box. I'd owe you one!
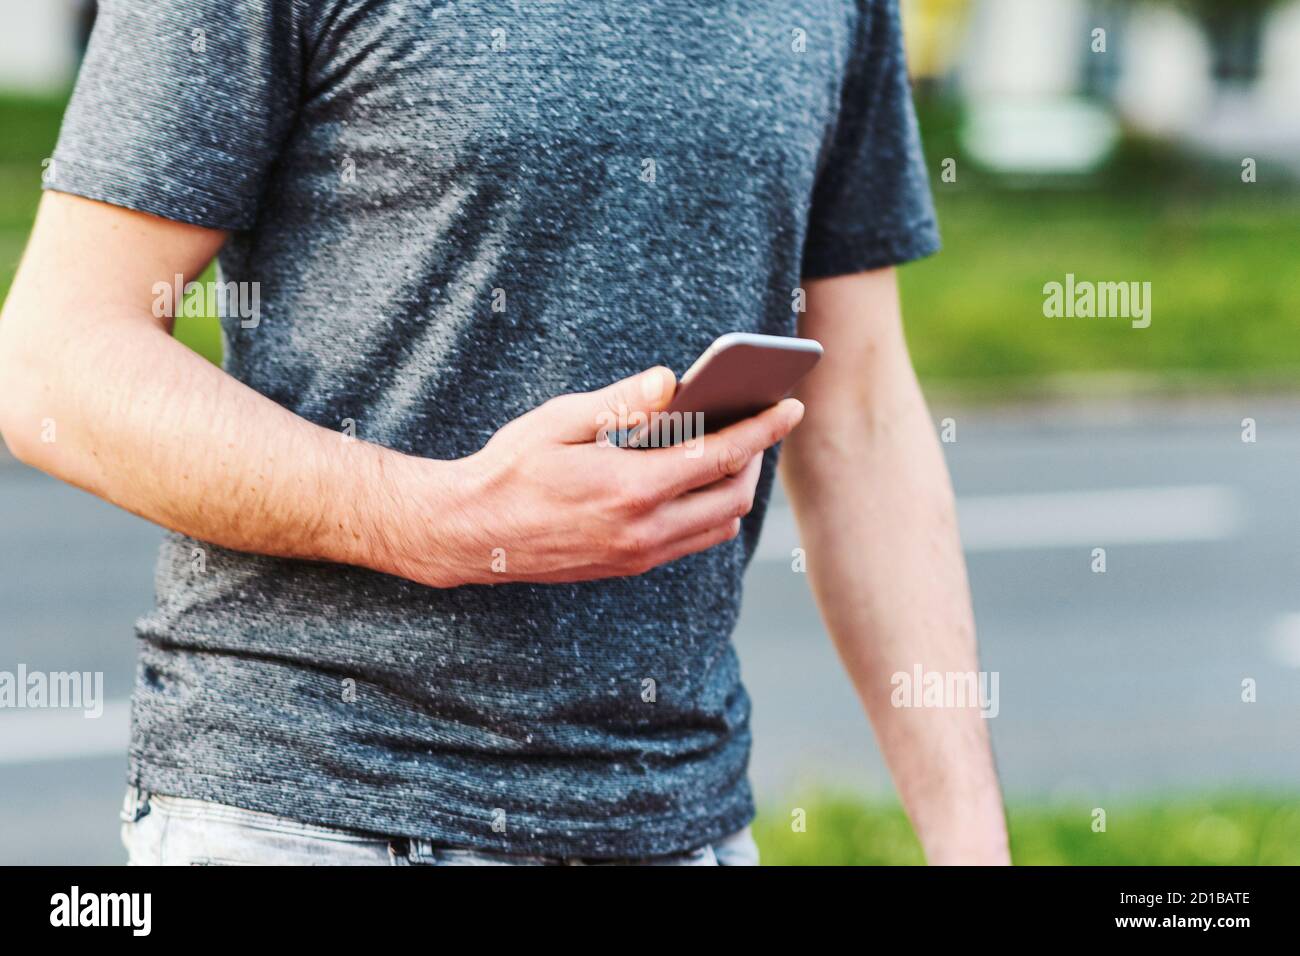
[917,0,1300,172]
[0,0,87,93]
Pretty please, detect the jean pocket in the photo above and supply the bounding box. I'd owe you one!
[144,794,394,865]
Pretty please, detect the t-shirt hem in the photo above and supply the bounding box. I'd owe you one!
[127,760,758,861]
[44,153,255,231]
[800,218,941,280]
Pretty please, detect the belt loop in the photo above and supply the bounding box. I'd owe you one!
[119,784,151,823]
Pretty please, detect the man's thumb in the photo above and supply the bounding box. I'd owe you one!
[552,366,677,443]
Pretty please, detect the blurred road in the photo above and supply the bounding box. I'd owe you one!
[3,399,1298,864]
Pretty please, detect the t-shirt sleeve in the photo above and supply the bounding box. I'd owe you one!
[44,0,308,231]
[800,0,941,280]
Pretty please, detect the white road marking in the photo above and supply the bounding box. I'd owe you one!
[756,484,1244,562]
[0,698,130,765]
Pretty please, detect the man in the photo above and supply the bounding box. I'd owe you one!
[0,0,1008,864]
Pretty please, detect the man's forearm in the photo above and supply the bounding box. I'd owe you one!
[0,195,471,584]
[0,303,444,578]
[782,332,1009,864]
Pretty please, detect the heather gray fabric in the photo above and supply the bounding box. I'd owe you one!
[50,0,938,857]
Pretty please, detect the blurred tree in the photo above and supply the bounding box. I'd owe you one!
[902,0,972,97]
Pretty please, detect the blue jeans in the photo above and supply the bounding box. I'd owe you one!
[120,787,760,866]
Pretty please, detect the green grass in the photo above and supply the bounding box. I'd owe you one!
[753,794,1300,865]
[3,93,1299,387]
[168,274,226,360]
[900,188,1300,394]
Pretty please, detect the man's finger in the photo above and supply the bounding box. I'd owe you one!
[544,366,677,443]
[640,517,744,570]
[636,398,804,499]
[648,454,762,539]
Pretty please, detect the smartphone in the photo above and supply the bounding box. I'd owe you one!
[623,332,822,448]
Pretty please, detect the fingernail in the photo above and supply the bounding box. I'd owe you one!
[641,367,669,402]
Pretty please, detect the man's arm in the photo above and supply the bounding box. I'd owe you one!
[0,193,802,588]
[0,193,408,572]
[781,266,1010,865]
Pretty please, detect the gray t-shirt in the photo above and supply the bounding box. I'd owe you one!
[50,0,938,857]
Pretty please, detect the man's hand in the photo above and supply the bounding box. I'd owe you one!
[382,368,803,587]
